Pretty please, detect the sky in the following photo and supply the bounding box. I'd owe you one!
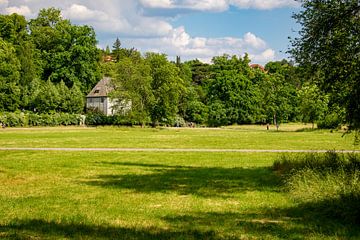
[0,0,301,64]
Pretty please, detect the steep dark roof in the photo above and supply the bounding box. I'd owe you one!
[86,77,113,98]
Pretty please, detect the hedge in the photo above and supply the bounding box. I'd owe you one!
[0,112,82,127]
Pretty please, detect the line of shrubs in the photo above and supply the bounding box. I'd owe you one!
[0,112,140,127]
[0,112,83,127]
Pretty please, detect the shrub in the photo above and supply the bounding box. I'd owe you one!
[273,152,360,224]
[0,112,81,127]
[317,112,342,129]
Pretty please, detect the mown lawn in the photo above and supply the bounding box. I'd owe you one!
[0,124,358,150]
[0,126,359,239]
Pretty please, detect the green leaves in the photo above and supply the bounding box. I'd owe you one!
[291,0,360,129]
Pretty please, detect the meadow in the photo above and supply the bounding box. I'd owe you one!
[0,125,359,239]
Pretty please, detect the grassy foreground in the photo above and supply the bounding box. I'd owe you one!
[0,126,359,239]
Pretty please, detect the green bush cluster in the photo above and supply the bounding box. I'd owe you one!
[317,112,343,129]
[273,152,360,224]
[85,112,138,126]
[0,112,82,127]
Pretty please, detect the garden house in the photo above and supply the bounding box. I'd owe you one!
[86,77,116,116]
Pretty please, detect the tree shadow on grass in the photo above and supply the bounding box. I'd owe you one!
[163,207,360,239]
[0,219,218,240]
[279,195,360,237]
[85,162,280,197]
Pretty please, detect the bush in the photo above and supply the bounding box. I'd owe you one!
[273,152,360,224]
[317,112,342,129]
[0,112,81,127]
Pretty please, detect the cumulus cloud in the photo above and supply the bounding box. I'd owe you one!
[0,0,8,5]
[139,0,299,11]
[5,5,32,17]
[139,0,174,8]
[63,4,109,21]
[230,0,299,10]
[123,27,276,63]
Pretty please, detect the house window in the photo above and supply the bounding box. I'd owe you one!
[94,89,100,93]
[89,98,93,103]
[101,97,105,103]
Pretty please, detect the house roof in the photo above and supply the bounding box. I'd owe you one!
[250,64,266,72]
[86,77,113,98]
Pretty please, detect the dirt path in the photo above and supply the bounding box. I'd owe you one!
[0,147,359,153]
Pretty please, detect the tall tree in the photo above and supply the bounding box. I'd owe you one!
[111,53,154,126]
[207,54,260,125]
[112,37,121,62]
[29,8,100,93]
[290,0,360,129]
[0,39,21,111]
[145,53,185,125]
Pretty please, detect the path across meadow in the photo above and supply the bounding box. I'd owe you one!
[1,147,359,153]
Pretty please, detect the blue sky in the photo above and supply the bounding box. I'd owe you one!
[0,0,301,64]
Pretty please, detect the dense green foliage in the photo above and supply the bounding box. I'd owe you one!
[290,0,360,130]
[273,152,360,224]
[0,8,100,114]
[1,6,353,128]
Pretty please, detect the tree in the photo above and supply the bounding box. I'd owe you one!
[256,70,299,126]
[290,0,360,129]
[112,37,121,62]
[57,81,84,113]
[206,54,260,125]
[29,8,101,93]
[298,83,329,128]
[111,53,154,126]
[0,39,21,111]
[145,53,186,125]
[33,80,60,113]
[0,13,41,110]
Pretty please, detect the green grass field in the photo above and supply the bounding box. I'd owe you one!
[0,125,359,239]
[0,124,358,150]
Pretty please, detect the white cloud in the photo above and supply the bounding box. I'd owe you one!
[250,48,275,62]
[122,27,276,64]
[230,0,299,10]
[5,5,32,17]
[243,32,266,49]
[139,0,174,8]
[63,4,108,21]
[139,0,299,11]
[181,0,228,11]
[0,0,8,5]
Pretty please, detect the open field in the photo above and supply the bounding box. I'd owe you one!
[0,124,358,150]
[0,125,359,239]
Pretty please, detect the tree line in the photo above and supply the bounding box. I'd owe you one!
[1,3,355,129]
[104,44,337,127]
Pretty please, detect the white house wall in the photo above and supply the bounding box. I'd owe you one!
[86,97,131,116]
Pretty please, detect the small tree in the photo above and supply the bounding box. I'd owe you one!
[298,83,329,128]
[112,37,121,62]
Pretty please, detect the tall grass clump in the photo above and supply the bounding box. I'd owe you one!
[273,151,360,224]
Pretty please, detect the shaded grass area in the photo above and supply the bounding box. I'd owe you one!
[0,125,358,150]
[86,162,277,197]
[0,151,359,239]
